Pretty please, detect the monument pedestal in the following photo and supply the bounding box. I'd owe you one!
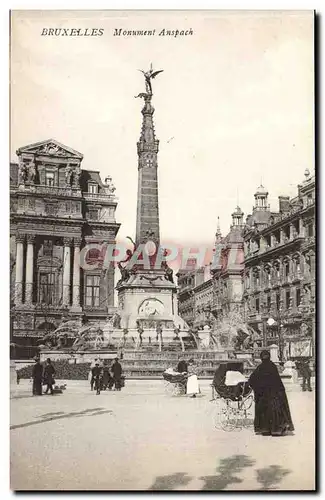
[117,270,179,334]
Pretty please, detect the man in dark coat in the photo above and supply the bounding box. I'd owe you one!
[111,358,122,391]
[43,358,56,395]
[92,362,102,395]
[177,357,188,374]
[300,359,312,392]
[32,358,43,396]
[248,350,294,436]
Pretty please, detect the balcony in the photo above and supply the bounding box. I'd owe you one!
[83,192,117,203]
[19,184,82,198]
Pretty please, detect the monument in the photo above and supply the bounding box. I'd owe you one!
[116,64,183,341]
[38,66,230,373]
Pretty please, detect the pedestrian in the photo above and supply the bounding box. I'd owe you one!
[32,358,43,396]
[92,362,102,395]
[16,366,20,385]
[43,358,56,395]
[186,358,200,398]
[111,357,123,391]
[177,356,188,374]
[248,350,294,436]
[90,358,99,391]
[300,359,312,392]
[102,362,113,390]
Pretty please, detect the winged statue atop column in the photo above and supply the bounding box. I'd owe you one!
[136,63,164,96]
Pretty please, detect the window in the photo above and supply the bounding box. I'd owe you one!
[296,288,301,307]
[267,294,271,311]
[255,298,260,313]
[45,172,55,187]
[88,184,98,194]
[284,261,290,277]
[39,272,55,305]
[286,290,291,309]
[43,240,53,257]
[88,209,99,220]
[307,224,314,237]
[85,275,100,307]
[276,293,280,311]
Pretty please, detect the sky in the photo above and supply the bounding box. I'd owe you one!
[10,10,314,249]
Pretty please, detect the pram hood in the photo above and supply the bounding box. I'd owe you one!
[213,362,251,401]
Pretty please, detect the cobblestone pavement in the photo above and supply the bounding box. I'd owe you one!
[10,379,315,491]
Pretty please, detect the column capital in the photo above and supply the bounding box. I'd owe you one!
[73,237,82,247]
[63,237,73,247]
[16,233,25,244]
[26,234,36,244]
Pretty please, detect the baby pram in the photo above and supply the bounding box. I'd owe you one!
[212,361,253,431]
[162,368,188,396]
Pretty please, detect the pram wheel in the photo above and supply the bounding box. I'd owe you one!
[221,400,242,431]
[164,380,186,397]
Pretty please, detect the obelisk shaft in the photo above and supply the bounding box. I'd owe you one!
[135,94,160,247]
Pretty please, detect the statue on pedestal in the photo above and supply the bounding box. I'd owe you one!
[28,162,36,183]
[104,176,116,195]
[65,165,73,186]
[74,169,81,188]
[18,162,27,184]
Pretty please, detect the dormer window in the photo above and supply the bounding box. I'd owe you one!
[45,171,55,187]
[88,183,98,194]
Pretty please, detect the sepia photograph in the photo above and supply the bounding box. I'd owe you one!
[9,9,315,491]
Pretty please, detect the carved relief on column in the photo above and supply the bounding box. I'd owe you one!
[25,234,36,304]
[72,237,82,310]
[15,233,25,305]
[63,237,73,306]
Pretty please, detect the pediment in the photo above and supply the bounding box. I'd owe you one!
[16,139,83,160]
[37,256,62,268]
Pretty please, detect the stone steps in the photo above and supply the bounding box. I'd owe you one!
[119,349,231,378]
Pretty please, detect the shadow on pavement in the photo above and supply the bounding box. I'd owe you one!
[10,408,113,430]
[199,454,256,490]
[256,465,291,490]
[148,472,193,490]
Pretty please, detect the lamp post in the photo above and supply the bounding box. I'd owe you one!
[266,315,284,362]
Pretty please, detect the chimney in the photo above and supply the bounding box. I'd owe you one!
[278,196,290,213]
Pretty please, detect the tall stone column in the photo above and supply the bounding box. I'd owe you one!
[63,237,72,306]
[72,237,82,310]
[15,233,25,305]
[25,234,35,304]
[299,218,305,237]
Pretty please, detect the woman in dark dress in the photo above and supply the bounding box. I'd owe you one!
[248,350,294,436]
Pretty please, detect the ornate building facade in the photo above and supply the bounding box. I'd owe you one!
[176,262,213,329]
[177,171,315,357]
[243,170,315,358]
[177,207,246,345]
[10,139,120,356]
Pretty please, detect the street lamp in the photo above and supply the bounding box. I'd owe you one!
[266,315,284,362]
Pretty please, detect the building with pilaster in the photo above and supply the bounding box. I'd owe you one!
[10,139,120,358]
[243,169,315,358]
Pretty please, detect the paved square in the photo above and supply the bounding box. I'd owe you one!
[10,379,315,491]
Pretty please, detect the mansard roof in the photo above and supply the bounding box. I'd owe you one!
[16,139,83,160]
[80,170,105,192]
